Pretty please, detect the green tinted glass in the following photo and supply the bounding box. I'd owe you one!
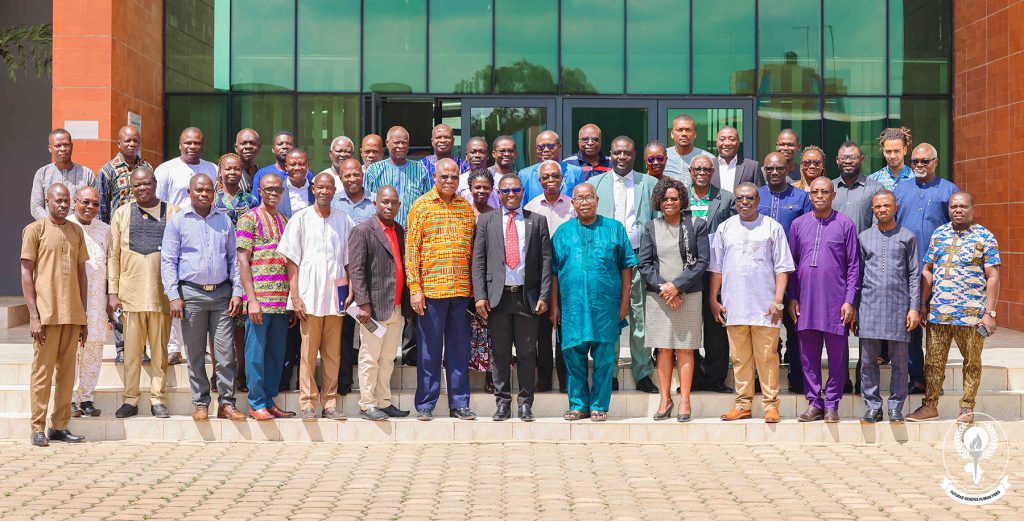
[560,0,624,94]
[626,1,687,94]
[692,0,755,94]
[469,107,547,171]
[364,0,427,93]
[165,95,228,163]
[889,98,951,178]
[569,106,648,171]
[494,0,558,93]
[666,108,745,157]
[890,0,951,95]
[757,97,822,164]
[298,0,360,92]
[165,0,229,92]
[823,98,886,177]
[297,95,361,174]
[230,0,294,91]
[758,0,821,95]
[430,0,492,94]
[824,0,885,95]
[230,95,296,167]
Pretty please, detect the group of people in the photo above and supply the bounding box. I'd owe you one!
[21,116,1000,446]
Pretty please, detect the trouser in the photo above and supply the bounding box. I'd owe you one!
[860,338,909,412]
[337,315,357,391]
[536,315,566,389]
[358,306,404,410]
[908,327,926,385]
[781,302,802,389]
[695,275,730,388]
[30,324,80,433]
[924,323,985,409]
[114,315,150,360]
[299,315,342,411]
[488,289,539,408]
[798,329,848,410]
[402,316,417,363]
[168,317,183,356]
[244,313,289,411]
[72,340,104,403]
[281,322,302,389]
[180,284,236,407]
[626,266,652,382]
[726,325,781,410]
[415,296,472,411]
[563,340,617,413]
[122,311,170,406]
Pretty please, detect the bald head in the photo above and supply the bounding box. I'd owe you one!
[179,127,204,164]
[578,124,603,160]
[73,186,100,223]
[188,174,215,213]
[763,152,789,188]
[911,142,939,181]
[361,133,384,166]
[234,128,261,166]
[45,183,72,221]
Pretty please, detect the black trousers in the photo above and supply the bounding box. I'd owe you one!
[401,316,417,363]
[781,299,803,390]
[337,315,357,391]
[488,289,539,408]
[693,276,729,388]
[280,321,302,390]
[536,315,566,390]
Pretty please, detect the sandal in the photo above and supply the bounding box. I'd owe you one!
[590,411,608,422]
[563,409,584,421]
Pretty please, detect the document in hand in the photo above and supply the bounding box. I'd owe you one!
[346,302,387,338]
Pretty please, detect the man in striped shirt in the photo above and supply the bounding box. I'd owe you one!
[363,126,432,228]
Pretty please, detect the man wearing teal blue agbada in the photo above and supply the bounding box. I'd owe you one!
[587,136,659,394]
[550,183,636,421]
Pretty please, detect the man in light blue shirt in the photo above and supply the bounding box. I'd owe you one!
[869,127,914,190]
[664,114,713,184]
[160,174,244,421]
[519,130,584,204]
[332,158,376,225]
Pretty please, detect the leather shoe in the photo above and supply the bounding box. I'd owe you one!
[635,376,658,394]
[764,408,780,424]
[492,404,511,421]
[907,381,926,395]
[450,408,477,420]
[861,408,883,424]
[535,382,551,393]
[888,408,905,423]
[151,403,170,418]
[167,352,184,365]
[114,352,124,364]
[192,404,209,421]
[906,404,938,422]
[47,429,85,443]
[249,408,275,421]
[824,409,840,423]
[269,405,296,418]
[380,405,410,417]
[797,406,824,422]
[612,377,619,391]
[417,410,433,421]
[217,404,245,421]
[706,382,735,394]
[300,407,317,422]
[322,407,347,421]
[720,407,752,421]
[360,407,388,421]
[114,403,138,418]
[338,386,352,396]
[71,402,82,418]
[653,400,675,421]
[79,401,101,417]
[31,431,48,447]
[519,404,535,422]
[957,407,974,424]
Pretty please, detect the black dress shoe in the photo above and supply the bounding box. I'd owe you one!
[151,404,170,418]
[612,377,619,391]
[635,376,659,394]
[114,352,124,364]
[449,408,477,420]
[114,403,138,418]
[492,404,511,421]
[843,379,854,394]
[79,401,101,417]
[380,405,410,417]
[908,382,926,395]
[47,429,85,443]
[31,431,48,447]
[888,408,905,423]
[860,408,883,424]
[519,404,535,422]
[535,382,552,393]
[706,382,735,394]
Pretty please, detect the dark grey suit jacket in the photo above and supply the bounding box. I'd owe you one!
[711,155,764,190]
[702,185,738,233]
[471,209,552,309]
[348,218,412,322]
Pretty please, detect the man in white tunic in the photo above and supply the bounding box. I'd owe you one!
[68,187,109,417]
[277,172,354,422]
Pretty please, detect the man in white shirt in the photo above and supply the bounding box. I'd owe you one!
[710,126,764,191]
[155,127,218,210]
[664,114,713,186]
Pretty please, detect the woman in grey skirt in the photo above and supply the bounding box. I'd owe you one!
[638,177,709,422]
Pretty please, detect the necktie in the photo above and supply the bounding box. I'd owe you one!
[505,211,520,269]
[614,175,627,223]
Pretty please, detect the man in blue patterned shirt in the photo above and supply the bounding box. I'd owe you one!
[364,126,432,228]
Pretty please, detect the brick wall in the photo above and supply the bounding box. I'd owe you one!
[52,0,163,171]
[953,1,1024,329]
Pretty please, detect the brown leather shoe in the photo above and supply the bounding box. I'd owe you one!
[823,408,840,423]
[192,404,209,421]
[956,407,974,424]
[764,408,781,423]
[797,406,824,422]
[248,407,275,421]
[217,403,245,421]
[269,405,296,418]
[720,407,752,421]
[906,404,939,422]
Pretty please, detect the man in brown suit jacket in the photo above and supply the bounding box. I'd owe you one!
[348,186,413,421]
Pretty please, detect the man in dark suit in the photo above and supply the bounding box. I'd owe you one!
[348,186,412,421]
[689,155,737,393]
[710,126,764,190]
[472,175,552,422]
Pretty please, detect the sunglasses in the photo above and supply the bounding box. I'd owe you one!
[690,166,713,173]
[536,143,558,151]
[910,158,935,165]
[261,186,285,194]
[763,166,787,172]
[75,199,100,207]
[735,195,757,201]
[646,155,666,163]
[801,159,823,167]
[438,175,459,181]
[499,187,523,195]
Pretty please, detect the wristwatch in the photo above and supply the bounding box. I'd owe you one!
[987,310,997,318]
[773,302,785,311]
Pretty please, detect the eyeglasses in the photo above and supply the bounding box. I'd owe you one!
[495,149,516,155]
[573,195,597,203]
[437,175,459,181]
[646,155,666,163]
[801,159,823,167]
[536,143,558,151]
[539,174,562,181]
[838,154,861,161]
[75,199,100,207]
[763,166,787,172]
[735,195,757,201]
[260,186,284,194]
[499,187,523,195]
[579,137,600,143]
[910,158,935,165]
[690,166,713,173]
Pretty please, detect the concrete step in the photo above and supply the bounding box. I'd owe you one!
[0,297,28,329]
[0,413,1019,444]
[2,385,1020,421]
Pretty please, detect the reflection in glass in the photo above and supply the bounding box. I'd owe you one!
[824,0,885,95]
[627,1,687,94]
[364,0,427,93]
[561,0,624,94]
[569,107,648,171]
[890,0,951,95]
[756,97,822,163]
[758,0,821,95]
[470,107,547,171]
[430,0,492,94]
[665,109,745,158]
[692,0,755,94]
[231,0,294,91]
[823,97,887,177]
[298,0,360,92]
[165,95,228,163]
[297,95,361,173]
[165,0,229,92]
[494,0,557,93]
[230,95,296,168]
[889,99,951,178]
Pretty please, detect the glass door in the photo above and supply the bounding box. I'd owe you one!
[658,98,756,161]
[561,99,658,172]
[461,98,556,172]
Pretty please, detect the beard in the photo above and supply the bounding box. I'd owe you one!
[913,167,928,178]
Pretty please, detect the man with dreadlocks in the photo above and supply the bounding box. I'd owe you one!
[870,127,915,190]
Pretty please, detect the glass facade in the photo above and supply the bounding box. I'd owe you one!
[165,0,953,177]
